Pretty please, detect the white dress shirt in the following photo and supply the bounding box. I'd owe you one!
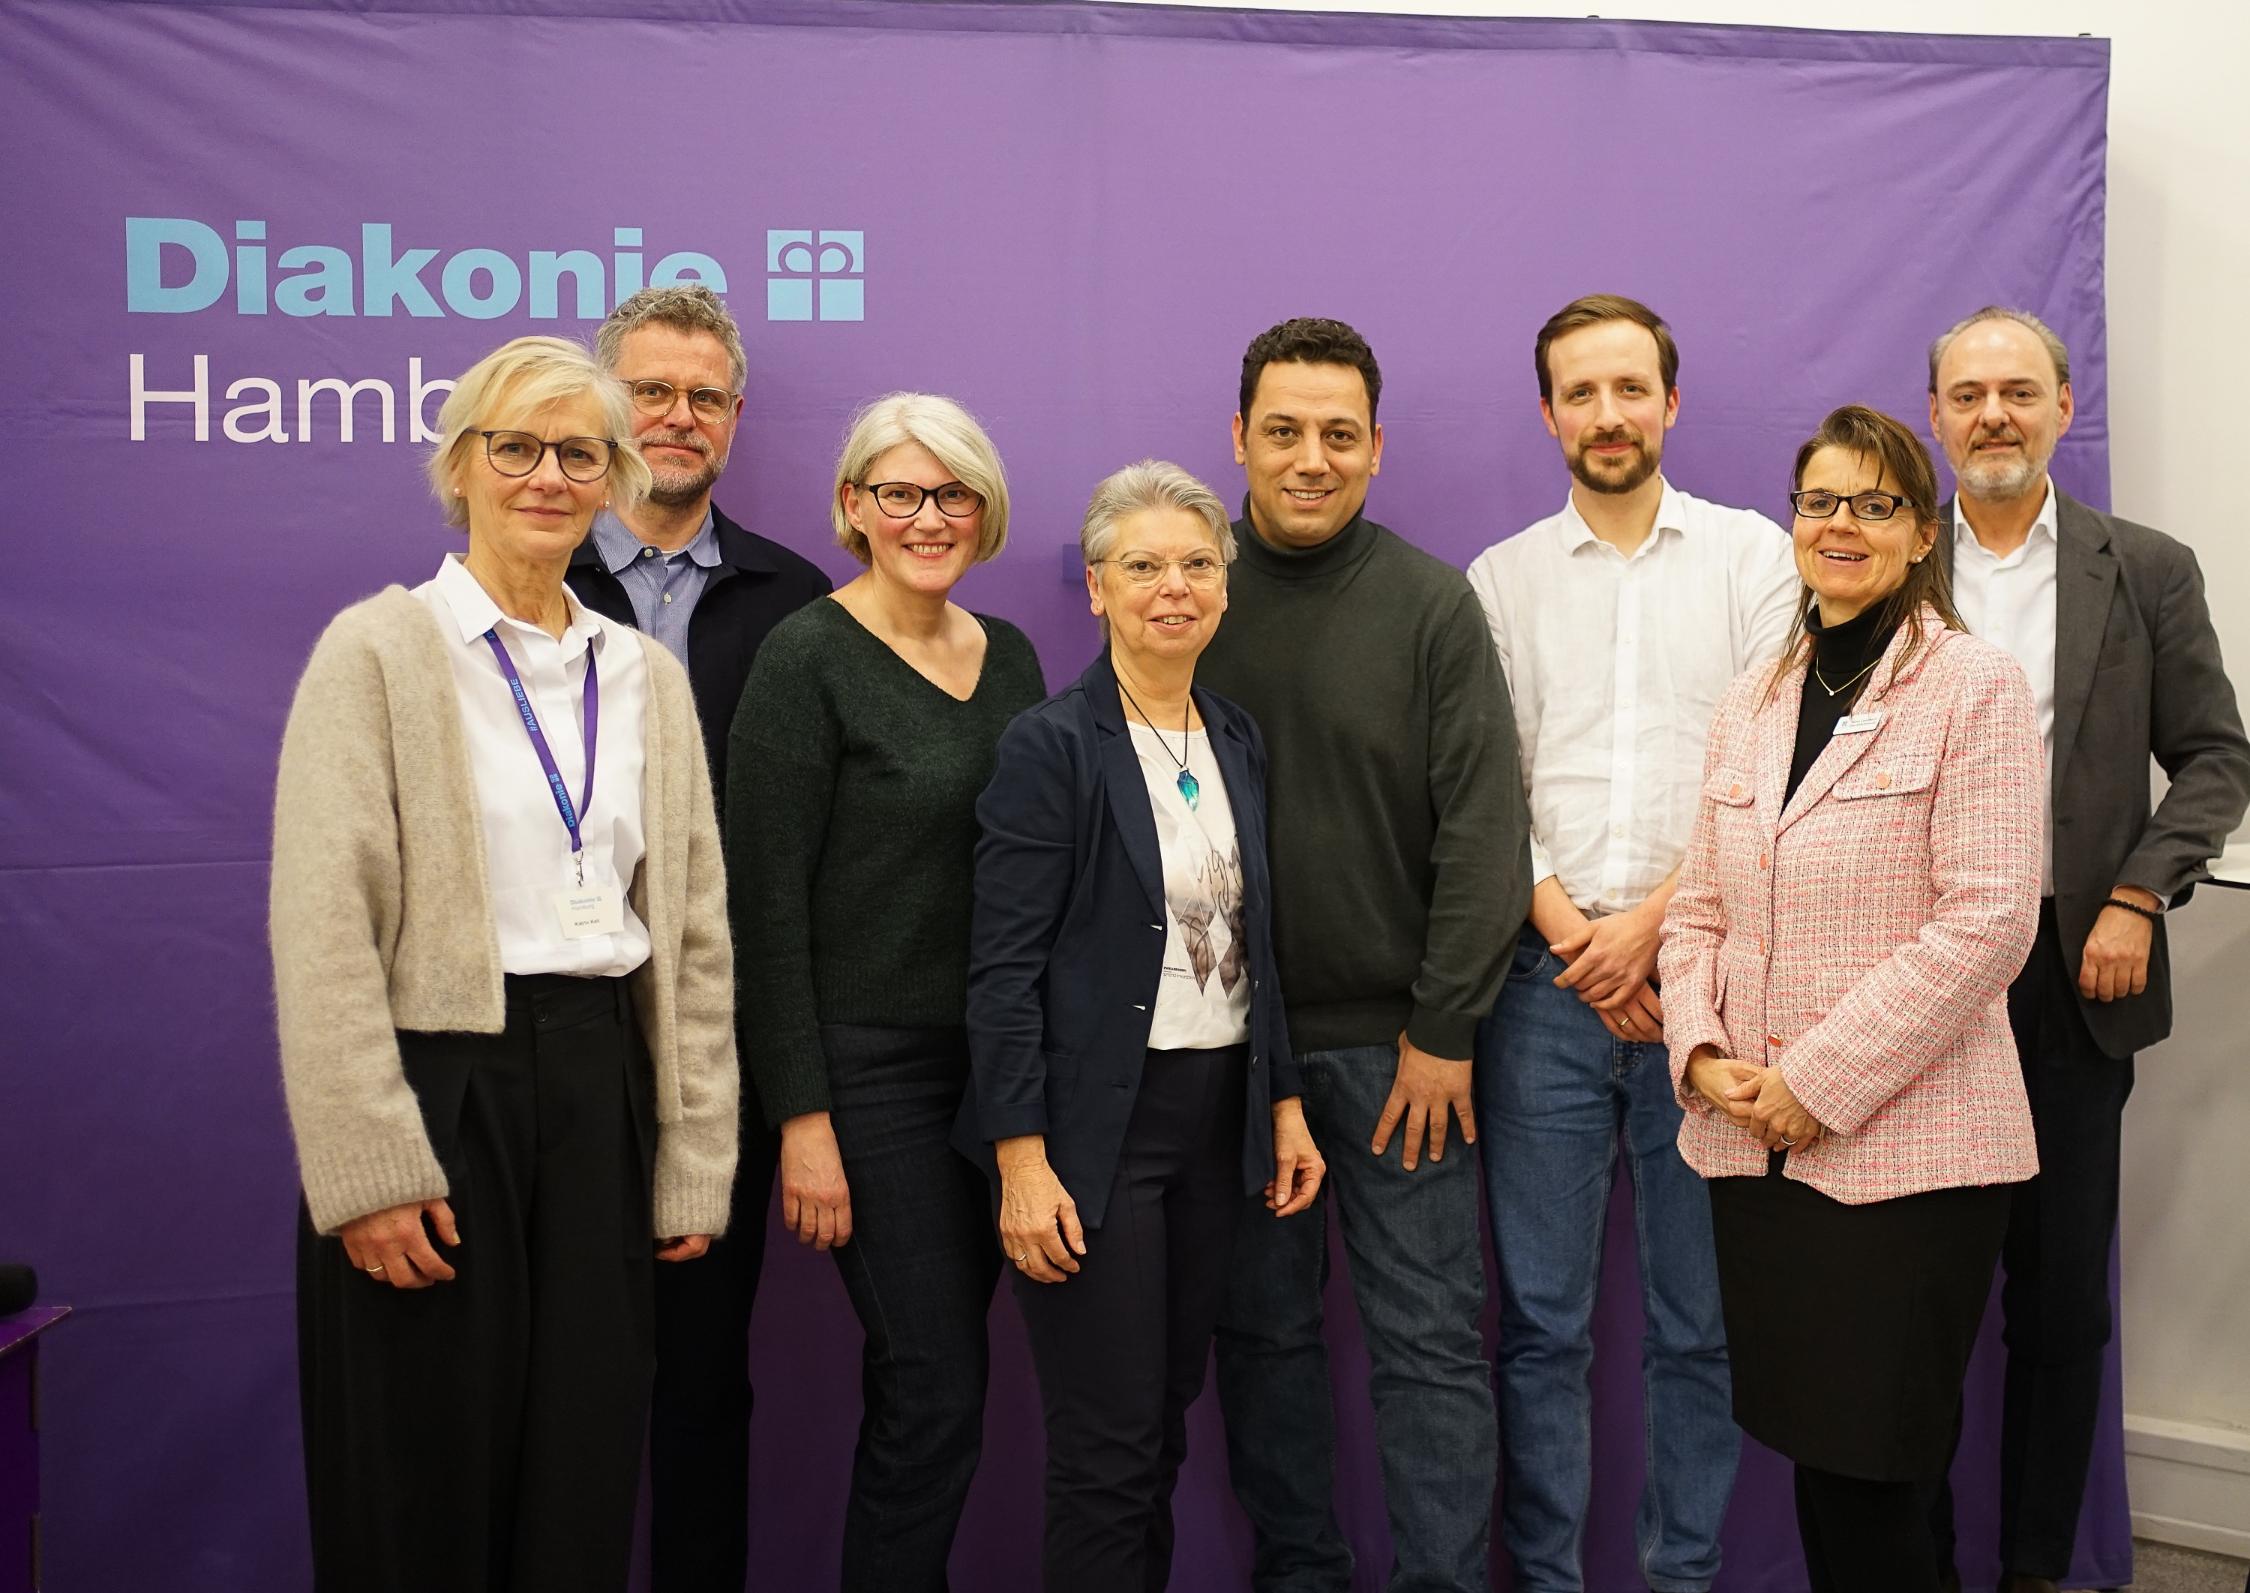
[1467,481,1798,914]
[1951,482,2059,894]
[416,554,653,977]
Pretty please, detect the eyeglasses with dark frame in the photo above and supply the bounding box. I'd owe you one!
[478,430,617,483]
[624,379,737,424]
[860,481,985,520]
[1790,489,1909,522]
[1096,552,1228,589]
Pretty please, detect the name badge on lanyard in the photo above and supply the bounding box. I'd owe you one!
[482,628,622,940]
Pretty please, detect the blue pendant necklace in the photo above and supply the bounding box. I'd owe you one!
[1118,679,1199,810]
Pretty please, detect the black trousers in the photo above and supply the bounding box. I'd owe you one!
[823,1024,999,1593]
[648,1104,779,1592]
[1933,901,2134,1578]
[297,974,657,1593]
[1795,1466,1943,1592]
[1013,1046,1253,1593]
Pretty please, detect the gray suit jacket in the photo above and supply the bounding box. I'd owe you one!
[1942,487,2250,1058]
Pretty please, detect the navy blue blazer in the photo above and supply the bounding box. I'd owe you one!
[954,650,1301,1228]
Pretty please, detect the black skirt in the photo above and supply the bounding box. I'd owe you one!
[1708,1155,2012,1481]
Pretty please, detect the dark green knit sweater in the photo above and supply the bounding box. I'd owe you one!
[1196,510,1530,1059]
[726,598,1044,1127]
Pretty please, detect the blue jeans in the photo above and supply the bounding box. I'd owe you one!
[1214,1043,1496,1593]
[1477,930,1737,1592]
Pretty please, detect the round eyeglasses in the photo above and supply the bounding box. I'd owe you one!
[1097,553,1228,589]
[862,481,985,519]
[626,379,737,423]
[479,430,616,483]
[1790,489,1908,522]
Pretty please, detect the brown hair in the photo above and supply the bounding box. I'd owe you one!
[1763,405,1962,704]
[1534,294,1678,403]
[1926,305,2069,393]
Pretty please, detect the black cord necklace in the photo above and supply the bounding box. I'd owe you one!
[1117,679,1200,810]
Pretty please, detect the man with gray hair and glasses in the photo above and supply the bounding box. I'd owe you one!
[1923,305,2249,1593]
[569,283,831,1593]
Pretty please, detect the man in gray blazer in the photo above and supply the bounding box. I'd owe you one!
[1926,306,2250,1593]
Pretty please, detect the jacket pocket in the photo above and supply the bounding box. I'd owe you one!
[1833,755,1937,800]
[1703,768,1756,807]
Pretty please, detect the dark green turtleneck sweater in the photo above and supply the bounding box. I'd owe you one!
[1195,508,1530,1059]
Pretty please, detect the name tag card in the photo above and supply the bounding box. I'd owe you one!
[553,885,625,939]
[1832,711,1885,737]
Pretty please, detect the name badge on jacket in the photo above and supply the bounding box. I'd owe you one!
[1832,710,1885,737]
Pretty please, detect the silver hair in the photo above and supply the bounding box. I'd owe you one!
[424,335,650,529]
[1078,459,1237,567]
[1927,305,2071,392]
[830,393,1011,566]
[596,283,747,392]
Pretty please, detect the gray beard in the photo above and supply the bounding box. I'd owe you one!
[647,460,721,508]
[1957,450,2044,500]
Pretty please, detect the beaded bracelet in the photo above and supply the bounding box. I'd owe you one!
[2104,895,2163,923]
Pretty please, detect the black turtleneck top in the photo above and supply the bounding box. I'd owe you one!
[1786,602,1901,802]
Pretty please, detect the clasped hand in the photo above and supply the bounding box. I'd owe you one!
[1686,1049,1823,1150]
[1551,908,1665,1043]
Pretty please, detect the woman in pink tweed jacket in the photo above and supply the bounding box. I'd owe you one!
[1658,406,2043,1589]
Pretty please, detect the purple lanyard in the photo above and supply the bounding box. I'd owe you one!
[481,628,599,871]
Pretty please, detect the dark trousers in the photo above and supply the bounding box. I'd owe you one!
[1013,1046,1254,1593]
[1794,1467,1942,1593]
[1933,902,2133,1578]
[297,974,657,1593]
[823,1024,1000,1593]
[648,1107,779,1592]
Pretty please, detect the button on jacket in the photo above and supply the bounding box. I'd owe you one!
[955,651,1301,1227]
[1660,615,2045,1204]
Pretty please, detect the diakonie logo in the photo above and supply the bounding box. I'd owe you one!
[125,219,729,318]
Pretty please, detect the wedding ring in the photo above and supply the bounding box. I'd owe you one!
[1012,1252,1028,1264]
[367,1263,386,1275]
[1780,1137,1797,1147]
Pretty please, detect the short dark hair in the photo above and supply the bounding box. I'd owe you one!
[1764,404,1962,704]
[1238,317,1382,424]
[1534,294,1679,403]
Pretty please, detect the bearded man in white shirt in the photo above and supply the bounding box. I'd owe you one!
[1464,294,1797,1593]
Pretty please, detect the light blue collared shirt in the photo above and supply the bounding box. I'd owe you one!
[590,508,720,664]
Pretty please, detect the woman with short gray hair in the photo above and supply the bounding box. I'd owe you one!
[728,392,1043,1590]
[958,460,1321,1590]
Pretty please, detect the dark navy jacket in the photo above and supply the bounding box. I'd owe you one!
[954,651,1301,1228]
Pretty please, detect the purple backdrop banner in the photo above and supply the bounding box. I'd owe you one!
[0,3,2119,1589]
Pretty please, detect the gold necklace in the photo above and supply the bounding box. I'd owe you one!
[1811,655,1880,698]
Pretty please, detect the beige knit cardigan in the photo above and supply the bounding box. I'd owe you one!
[271,585,738,1238]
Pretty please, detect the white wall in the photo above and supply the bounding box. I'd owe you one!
[1122,0,2250,1549]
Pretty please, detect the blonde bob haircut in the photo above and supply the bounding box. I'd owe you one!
[425,335,651,529]
[830,392,1010,565]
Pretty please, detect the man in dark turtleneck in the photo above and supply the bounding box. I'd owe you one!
[1200,316,1530,1593]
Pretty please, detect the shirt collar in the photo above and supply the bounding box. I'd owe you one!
[1554,477,1685,555]
[591,507,719,574]
[1952,478,2057,558]
[432,553,604,656]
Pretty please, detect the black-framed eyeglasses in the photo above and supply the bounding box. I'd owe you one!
[1097,552,1228,589]
[625,379,737,423]
[479,430,616,482]
[1790,489,1908,522]
[860,481,985,519]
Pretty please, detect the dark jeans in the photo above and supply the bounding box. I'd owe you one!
[822,1023,999,1593]
[1013,1045,1254,1593]
[1795,1467,1942,1593]
[1933,902,2132,1579]
[298,974,656,1593]
[648,1106,779,1592]
[1214,1043,1496,1593]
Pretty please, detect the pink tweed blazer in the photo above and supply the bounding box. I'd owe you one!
[1660,612,2043,1204]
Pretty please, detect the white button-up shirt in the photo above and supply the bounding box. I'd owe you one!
[417,554,653,977]
[1467,481,1798,914]
[1951,481,2059,893]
